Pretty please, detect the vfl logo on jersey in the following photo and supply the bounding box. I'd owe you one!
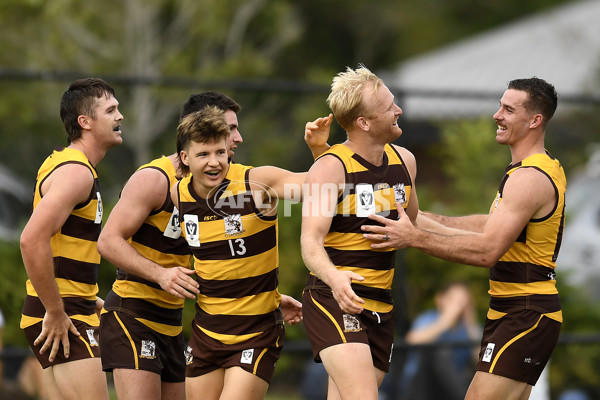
[140,340,156,359]
[356,184,375,217]
[241,348,254,364]
[94,192,103,224]
[343,314,362,333]
[482,343,495,363]
[393,183,407,207]
[183,214,200,247]
[185,346,193,365]
[86,329,98,346]
[164,206,182,239]
[224,214,244,237]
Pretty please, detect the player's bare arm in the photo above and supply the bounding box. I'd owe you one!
[415,213,479,236]
[363,167,555,267]
[300,155,365,314]
[20,163,93,362]
[417,211,489,233]
[98,167,199,299]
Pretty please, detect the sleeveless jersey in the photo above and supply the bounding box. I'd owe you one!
[103,156,192,336]
[21,147,103,329]
[488,151,566,322]
[177,163,282,345]
[318,143,412,313]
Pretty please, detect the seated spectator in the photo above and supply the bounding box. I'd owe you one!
[398,282,481,400]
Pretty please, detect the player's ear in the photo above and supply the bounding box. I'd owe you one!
[356,116,369,131]
[180,150,190,166]
[530,113,543,129]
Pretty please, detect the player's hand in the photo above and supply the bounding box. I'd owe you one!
[95,296,104,319]
[362,203,414,249]
[304,114,333,152]
[35,309,80,362]
[280,294,303,325]
[327,270,365,314]
[158,266,200,299]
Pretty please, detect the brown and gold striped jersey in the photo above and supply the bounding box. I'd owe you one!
[177,163,281,345]
[318,143,412,313]
[104,156,192,336]
[488,151,566,322]
[21,147,102,329]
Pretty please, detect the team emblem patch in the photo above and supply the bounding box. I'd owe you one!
[86,329,98,346]
[224,213,244,236]
[393,183,407,206]
[241,348,254,364]
[185,346,193,365]
[343,314,362,333]
[140,340,156,359]
[482,343,495,363]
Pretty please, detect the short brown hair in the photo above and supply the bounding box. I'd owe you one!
[60,78,116,144]
[176,106,230,175]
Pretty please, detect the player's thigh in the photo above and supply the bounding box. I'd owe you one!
[41,368,64,400]
[113,368,162,400]
[320,342,378,400]
[52,358,108,400]
[161,380,185,400]
[220,366,269,400]
[465,371,531,400]
[185,368,225,400]
[326,376,341,400]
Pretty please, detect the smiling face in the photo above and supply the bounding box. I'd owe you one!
[180,138,229,198]
[361,83,403,141]
[493,89,535,146]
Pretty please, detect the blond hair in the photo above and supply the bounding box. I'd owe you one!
[326,65,383,130]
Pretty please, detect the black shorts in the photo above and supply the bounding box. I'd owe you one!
[477,301,561,385]
[23,319,101,369]
[185,320,284,384]
[99,310,186,382]
[302,282,394,372]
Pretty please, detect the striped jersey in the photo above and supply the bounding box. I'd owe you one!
[177,163,282,345]
[488,151,566,322]
[21,147,103,329]
[318,143,412,313]
[103,156,192,336]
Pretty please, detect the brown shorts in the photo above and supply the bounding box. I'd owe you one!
[99,310,186,382]
[477,308,561,385]
[185,320,284,384]
[23,319,101,369]
[302,283,394,372]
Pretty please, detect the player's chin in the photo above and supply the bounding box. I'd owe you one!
[110,136,123,148]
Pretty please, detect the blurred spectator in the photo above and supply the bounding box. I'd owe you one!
[397,282,481,400]
[1,306,47,399]
[300,360,328,400]
[17,355,46,400]
[558,389,591,400]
